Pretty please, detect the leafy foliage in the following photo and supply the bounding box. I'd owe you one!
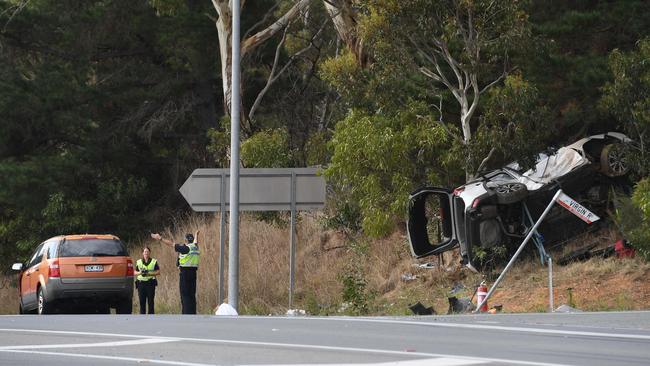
[602,38,650,261]
[471,74,554,173]
[325,104,457,236]
[615,178,650,260]
[339,240,373,315]
[0,0,218,264]
[241,128,292,168]
[600,38,650,177]
[527,0,650,136]
[1,0,649,269]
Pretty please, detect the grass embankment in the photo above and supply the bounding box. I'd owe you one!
[1,215,649,315]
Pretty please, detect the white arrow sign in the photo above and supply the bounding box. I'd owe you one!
[555,192,600,224]
[179,167,326,212]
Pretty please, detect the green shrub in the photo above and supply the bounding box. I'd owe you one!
[615,178,650,260]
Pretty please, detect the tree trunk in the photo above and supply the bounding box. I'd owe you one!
[213,0,311,117]
[323,0,368,66]
[213,0,233,113]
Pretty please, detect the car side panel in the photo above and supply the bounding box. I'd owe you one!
[20,267,37,311]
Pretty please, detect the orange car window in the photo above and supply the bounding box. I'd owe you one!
[59,239,127,257]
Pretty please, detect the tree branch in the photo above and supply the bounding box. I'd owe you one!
[241,0,311,57]
[476,147,497,174]
[243,2,279,40]
[248,24,290,121]
[249,17,328,121]
[1,0,29,32]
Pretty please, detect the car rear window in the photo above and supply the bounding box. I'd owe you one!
[59,239,128,258]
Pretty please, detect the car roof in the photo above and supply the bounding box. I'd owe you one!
[47,234,121,242]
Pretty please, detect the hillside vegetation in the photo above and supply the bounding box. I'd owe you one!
[1,1,649,314]
[3,214,647,315]
[2,1,650,270]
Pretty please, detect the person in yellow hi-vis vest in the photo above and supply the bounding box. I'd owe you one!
[134,246,160,314]
[151,230,200,314]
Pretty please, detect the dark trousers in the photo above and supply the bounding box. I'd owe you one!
[137,281,156,314]
[179,267,197,314]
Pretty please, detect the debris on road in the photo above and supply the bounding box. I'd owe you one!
[449,283,465,294]
[615,239,635,258]
[408,301,435,315]
[447,296,475,314]
[554,304,582,313]
[286,309,307,316]
[558,238,636,265]
[401,273,417,281]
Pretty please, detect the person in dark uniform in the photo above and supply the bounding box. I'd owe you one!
[151,230,200,314]
[134,246,160,314]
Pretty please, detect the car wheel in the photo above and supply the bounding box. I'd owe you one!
[600,143,628,177]
[115,298,133,314]
[495,182,528,204]
[37,287,53,315]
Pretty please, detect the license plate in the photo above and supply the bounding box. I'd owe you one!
[85,265,104,272]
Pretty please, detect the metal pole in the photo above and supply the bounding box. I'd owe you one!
[218,172,226,305]
[289,172,297,309]
[228,0,241,311]
[548,256,554,312]
[474,189,563,313]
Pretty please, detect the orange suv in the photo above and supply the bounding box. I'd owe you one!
[12,234,134,314]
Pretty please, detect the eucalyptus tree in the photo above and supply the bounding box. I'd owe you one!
[321,0,553,235]
[364,0,534,176]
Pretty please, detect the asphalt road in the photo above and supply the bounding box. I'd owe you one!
[1,311,649,366]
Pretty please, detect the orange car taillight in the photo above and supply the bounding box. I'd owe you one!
[49,260,60,278]
[126,258,134,276]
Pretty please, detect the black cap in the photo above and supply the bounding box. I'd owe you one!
[185,233,194,243]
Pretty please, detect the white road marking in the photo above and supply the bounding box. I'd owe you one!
[0,337,175,350]
[0,349,485,366]
[247,359,486,366]
[0,349,220,366]
[0,328,572,366]
[276,316,650,341]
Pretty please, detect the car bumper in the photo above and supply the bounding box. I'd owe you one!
[44,277,134,302]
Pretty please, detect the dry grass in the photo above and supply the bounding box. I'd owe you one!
[0,275,19,314]
[2,215,649,315]
[128,213,350,315]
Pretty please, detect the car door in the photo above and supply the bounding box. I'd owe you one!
[407,187,458,258]
[22,243,46,310]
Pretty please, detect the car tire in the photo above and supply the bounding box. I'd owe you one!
[495,182,528,204]
[37,287,53,315]
[600,143,628,177]
[116,298,132,314]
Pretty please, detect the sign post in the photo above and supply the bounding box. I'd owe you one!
[230,0,242,311]
[474,189,600,313]
[179,168,326,310]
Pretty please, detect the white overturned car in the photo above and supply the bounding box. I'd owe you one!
[407,132,631,268]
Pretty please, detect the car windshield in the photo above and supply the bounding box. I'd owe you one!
[59,239,127,257]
